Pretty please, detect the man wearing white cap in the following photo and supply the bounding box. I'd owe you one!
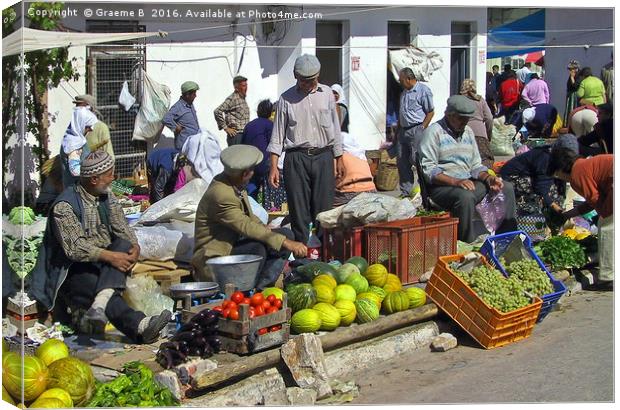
[193,145,307,288]
[163,81,201,150]
[29,151,171,344]
[73,94,115,159]
[267,54,345,243]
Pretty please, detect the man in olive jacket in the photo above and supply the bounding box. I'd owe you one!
[192,145,307,288]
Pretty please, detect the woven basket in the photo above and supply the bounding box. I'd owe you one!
[375,163,399,191]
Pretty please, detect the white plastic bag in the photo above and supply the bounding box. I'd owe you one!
[340,192,418,227]
[249,196,268,224]
[490,117,516,156]
[134,225,183,261]
[123,275,174,317]
[118,81,136,112]
[139,178,208,223]
[132,69,171,141]
[389,47,444,82]
[317,205,346,229]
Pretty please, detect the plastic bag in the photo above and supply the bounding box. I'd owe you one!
[118,81,136,112]
[389,47,444,82]
[249,196,268,224]
[475,191,506,234]
[490,117,516,156]
[317,205,346,229]
[134,226,183,261]
[123,275,174,317]
[132,70,171,141]
[340,192,418,227]
[139,178,208,223]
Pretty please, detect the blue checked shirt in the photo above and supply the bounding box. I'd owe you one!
[162,98,201,150]
[399,81,434,127]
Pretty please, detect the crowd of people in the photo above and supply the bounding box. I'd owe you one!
[26,53,613,344]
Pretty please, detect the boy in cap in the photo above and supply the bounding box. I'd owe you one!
[73,94,115,159]
[214,75,250,146]
[267,54,345,243]
[547,146,613,289]
[29,151,171,344]
[163,81,201,150]
[419,95,518,243]
[192,145,307,288]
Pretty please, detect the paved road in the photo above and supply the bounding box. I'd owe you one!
[349,289,614,405]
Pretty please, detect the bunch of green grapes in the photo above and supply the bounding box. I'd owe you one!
[455,265,530,313]
[505,259,555,297]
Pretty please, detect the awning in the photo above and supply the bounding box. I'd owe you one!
[487,10,545,59]
[2,27,167,57]
[525,51,544,66]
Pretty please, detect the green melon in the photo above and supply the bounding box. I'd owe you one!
[382,291,410,314]
[313,284,336,304]
[354,299,380,323]
[356,292,382,309]
[297,262,338,282]
[262,287,285,300]
[345,273,369,294]
[406,287,427,308]
[3,353,48,402]
[290,309,322,333]
[36,339,69,367]
[287,283,317,312]
[383,273,403,292]
[312,274,337,290]
[368,285,387,301]
[312,303,341,331]
[333,300,357,326]
[345,256,369,275]
[335,263,361,284]
[334,284,357,302]
[364,263,389,287]
[2,385,15,405]
[47,357,95,406]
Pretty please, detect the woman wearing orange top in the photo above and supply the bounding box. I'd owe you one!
[333,132,376,207]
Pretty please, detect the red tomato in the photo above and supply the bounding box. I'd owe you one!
[273,299,283,309]
[250,293,265,307]
[241,297,251,305]
[212,306,223,312]
[249,309,256,319]
[266,294,277,304]
[254,305,265,316]
[231,291,245,304]
[222,308,231,319]
[228,308,240,320]
[227,301,238,311]
[269,325,281,332]
[221,300,230,309]
[266,306,279,315]
[262,300,272,310]
[258,328,268,336]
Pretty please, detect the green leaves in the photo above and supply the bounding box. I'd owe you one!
[537,236,587,270]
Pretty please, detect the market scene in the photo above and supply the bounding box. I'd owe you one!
[0,1,615,408]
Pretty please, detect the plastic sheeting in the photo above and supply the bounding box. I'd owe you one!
[487,10,545,59]
[388,47,444,83]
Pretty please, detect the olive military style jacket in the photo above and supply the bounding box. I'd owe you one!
[191,174,286,280]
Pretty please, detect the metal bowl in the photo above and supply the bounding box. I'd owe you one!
[205,254,264,292]
[168,282,220,299]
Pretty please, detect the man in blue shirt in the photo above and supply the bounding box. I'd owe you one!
[397,68,434,197]
[162,81,201,151]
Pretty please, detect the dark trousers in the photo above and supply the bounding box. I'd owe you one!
[396,125,423,197]
[230,228,294,289]
[283,150,335,243]
[429,180,518,243]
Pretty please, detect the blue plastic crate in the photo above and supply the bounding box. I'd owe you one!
[480,231,567,323]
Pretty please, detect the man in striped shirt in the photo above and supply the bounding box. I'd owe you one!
[419,95,518,243]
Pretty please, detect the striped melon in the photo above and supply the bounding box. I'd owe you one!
[356,292,382,309]
[313,284,336,305]
[363,263,389,287]
[354,299,380,323]
[312,303,341,330]
[312,274,337,290]
[333,300,357,326]
[383,273,403,292]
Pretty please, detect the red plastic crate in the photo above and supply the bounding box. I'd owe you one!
[322,226,365,262]
[364,217,458,284]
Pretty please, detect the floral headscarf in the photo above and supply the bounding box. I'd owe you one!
[567,60,580,70]
[459,79,481,101]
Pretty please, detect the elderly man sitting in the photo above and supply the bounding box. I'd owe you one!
[192,145,307,289]
[29,151,171,344]
[419,95,518,243]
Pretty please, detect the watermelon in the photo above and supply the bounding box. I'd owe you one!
[354,299,380,323]
[312,274,337,290]
[364,264,389,287]
[334,284,357,302]
[333,300,357,326]
[406,287,427,308]
[382,291,410,314]
[368,285,387,301]
[314,284,336,304]
[383,273,403,292]
[47,357,95,406]
[335,263,361,284]
[312,303,341,330]
[356,292,382,309]
[291,309,322,333]
[345,273,369,294]
[3,353,48,402]
[297,262,338,282]
[287,283,317,312]
[346,256,369,275]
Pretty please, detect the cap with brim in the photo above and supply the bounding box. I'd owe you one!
[294,54,321,78]
[220,145,263,172]
[181,81,200,94]
[81,150,115,177]
[552,133,579,155]
[73,94,97,109]
[445,95,475,117]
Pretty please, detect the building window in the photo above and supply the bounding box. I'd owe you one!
[450,22,474,95]
[316,22,343,86]
[86,20,146,179]
[388,21,411,49]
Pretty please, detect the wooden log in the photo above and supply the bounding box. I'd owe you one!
[191,303,438,391]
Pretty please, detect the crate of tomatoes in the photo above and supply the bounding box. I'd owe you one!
[211,284,291,354]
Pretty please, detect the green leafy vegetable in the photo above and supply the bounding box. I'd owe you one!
[535,236,587,270]
[86,361,179,407]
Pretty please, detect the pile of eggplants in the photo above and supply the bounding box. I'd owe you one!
[156,308,222,369]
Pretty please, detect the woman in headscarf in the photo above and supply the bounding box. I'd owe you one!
[333,132,376,207]
[460,79,494,168]
[564,60,582,125]
[60,106,98,188]
[331,84,349,132]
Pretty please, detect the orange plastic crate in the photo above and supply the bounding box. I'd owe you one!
[426,254,542,349]
[365,217,458,284]
[322,226,365,262]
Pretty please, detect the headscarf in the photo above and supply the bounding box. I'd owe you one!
[567,60,580,70]
[342,132,366,161]
[62,107,98,154]
[459,79,481,101]
[181,129,224,186]
[331,84,348,107]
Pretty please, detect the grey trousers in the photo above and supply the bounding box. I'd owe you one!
[283,149,335,243]
[396,125,424,197]
[429,180,518,243]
